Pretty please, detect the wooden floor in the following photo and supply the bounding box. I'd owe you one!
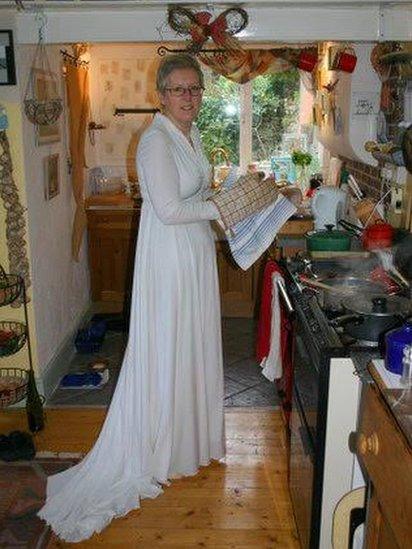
[1,407,299,548]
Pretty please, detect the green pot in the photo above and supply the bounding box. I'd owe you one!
[306,225,352,252]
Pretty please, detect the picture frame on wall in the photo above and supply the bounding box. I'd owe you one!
[0,30,16,86]
[44,153,60,200]
[33,69,61,145]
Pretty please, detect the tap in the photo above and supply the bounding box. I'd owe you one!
[210,147,230,192]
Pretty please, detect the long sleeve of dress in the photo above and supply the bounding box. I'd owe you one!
[138,130,219,225]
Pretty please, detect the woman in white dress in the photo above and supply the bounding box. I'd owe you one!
[38,54,225,542]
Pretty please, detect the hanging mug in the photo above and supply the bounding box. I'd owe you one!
[335,47,357,73]
[298,50,318,72]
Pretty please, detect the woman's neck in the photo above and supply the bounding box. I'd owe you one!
[164,113,192,139]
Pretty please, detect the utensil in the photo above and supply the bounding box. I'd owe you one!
[338,219,395,250]
[373,249,410,288]
[312,276,389,312]
[331,295,411,343]
[306,224,352,252]
[401,124,412,174]
[362,220,394,250]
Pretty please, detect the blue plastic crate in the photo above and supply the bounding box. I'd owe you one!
[74,320,107,354]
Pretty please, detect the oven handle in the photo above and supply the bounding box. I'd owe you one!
[299,426,314,462]
[276,278,295,317]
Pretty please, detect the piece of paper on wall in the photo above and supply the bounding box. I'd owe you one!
[351,92,380,117]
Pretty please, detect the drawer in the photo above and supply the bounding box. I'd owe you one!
[87,209,140,230]
[357,385,412,548]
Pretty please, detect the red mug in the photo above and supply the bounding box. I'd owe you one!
[298,51,318,72]
[336,50,357,73]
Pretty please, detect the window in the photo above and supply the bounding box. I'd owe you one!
[198,68,321,181]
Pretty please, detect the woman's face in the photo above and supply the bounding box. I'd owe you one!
[159,68,203,134]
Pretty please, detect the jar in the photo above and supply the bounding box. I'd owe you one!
[385,322,412,375]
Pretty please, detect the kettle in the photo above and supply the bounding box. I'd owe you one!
[311,186,348,230]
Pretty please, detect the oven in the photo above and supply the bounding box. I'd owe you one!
[278,268,366,549]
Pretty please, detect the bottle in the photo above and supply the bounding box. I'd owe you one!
[25,368,45,432]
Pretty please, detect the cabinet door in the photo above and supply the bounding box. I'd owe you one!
[87,209,139,303]
[365,489,400,549]
[216,241,263,318]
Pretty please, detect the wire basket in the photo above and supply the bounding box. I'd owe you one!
[0,321,27,357]
[0,368,28,408]
[0,266,22,307]
[24,98,63,126]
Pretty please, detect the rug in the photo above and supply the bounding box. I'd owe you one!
[0,457,79,548]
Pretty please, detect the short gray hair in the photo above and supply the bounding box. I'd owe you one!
[156,53,204,93]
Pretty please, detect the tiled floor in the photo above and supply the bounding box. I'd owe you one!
[48,318,279,408]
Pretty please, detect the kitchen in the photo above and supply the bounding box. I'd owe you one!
[0,1,411,547]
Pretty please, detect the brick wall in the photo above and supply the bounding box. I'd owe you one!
[340,156,382,199]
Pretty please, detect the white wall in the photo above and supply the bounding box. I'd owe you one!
[16,44,90,377]
[315,43,381,165]
[88,43,159,176]
[10,4,412,44]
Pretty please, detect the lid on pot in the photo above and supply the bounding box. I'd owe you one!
[345,294,411,317]
[309,224,350,240]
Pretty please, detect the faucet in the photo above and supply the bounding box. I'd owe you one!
[210,147,230,192]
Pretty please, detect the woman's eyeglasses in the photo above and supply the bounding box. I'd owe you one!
[165,85,204,97]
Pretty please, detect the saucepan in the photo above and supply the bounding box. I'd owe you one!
[338,219,394,250]
[330,294,411,342]
[302,275,388,313]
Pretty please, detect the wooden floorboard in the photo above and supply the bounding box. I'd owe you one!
[1,407,298,548]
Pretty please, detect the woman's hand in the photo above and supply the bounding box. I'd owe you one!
[278,186,303,207]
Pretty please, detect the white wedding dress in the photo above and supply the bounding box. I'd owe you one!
[38,113,225,542]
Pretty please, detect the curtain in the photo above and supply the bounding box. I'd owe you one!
[64,45,91,261]
[199,46,316,84]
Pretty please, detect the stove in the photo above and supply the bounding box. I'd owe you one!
[280,258,368,549]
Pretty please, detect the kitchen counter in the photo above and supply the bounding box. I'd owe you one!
[369,359,412,447]
[85,192,140,210]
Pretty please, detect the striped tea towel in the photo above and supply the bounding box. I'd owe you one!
[227,195,297,270]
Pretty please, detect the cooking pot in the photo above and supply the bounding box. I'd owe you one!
[306,224,352,252]
[362,220,394,250]
[315,276,387,312]
[331,295,411,343]
[338,219,394,250]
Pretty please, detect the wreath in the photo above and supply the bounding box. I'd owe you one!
[167,6,248,54]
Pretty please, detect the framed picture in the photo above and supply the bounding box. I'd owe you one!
[0,30,16,85]
[33,69,61,145]
[44,153,60,200]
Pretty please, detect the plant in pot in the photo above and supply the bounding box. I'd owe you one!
[291,149,312,191]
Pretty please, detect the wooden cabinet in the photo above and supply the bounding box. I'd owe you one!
[216,241,264,318]
[87,207,140,303]
[86,205,311,316]
[356,382,412,548]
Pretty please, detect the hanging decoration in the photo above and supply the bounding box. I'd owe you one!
[167,6,248,54]
[0,129,31,306]
[23,11,63,126]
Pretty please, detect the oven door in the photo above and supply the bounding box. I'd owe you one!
[290,388,315,549]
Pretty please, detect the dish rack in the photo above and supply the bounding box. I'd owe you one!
[0,265,33,408]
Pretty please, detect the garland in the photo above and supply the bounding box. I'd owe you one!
[0,131,31,306]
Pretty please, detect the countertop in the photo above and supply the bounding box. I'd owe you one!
[85,193,140,210]
[85,194,314,236]
[369,359,412,448]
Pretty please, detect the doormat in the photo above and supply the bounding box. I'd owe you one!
[0,457,79,548]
